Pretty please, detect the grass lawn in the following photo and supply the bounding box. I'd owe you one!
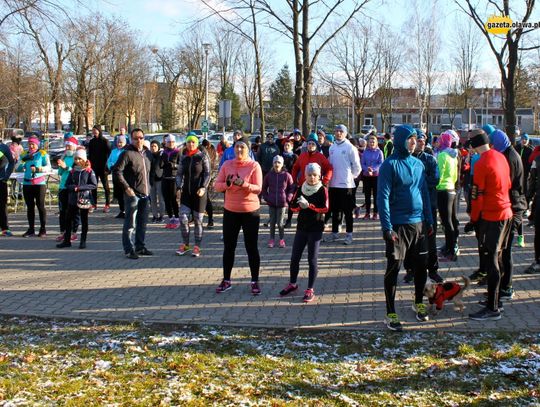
[0,316,538,406]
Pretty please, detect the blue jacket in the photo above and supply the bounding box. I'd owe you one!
[107,147,125,171]
[377,127,433,232]
[0,142,15,181]
[17,149,51,185]
[361,147,383,176]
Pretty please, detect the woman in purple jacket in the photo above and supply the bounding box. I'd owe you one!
[360,135,384,220]
[261,155,294,248]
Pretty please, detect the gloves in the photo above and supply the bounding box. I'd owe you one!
[383,230,398,242]
[464,221,475,234]
[297,195,309,209]
[226,174,233,187]
[233,176,244,186]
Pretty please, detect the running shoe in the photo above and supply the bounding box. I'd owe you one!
[279,283,298,296]
[176,244,190,256]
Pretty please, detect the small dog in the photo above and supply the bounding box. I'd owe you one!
[424,276,470,314]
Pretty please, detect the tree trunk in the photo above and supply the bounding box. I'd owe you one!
[250,3,265,135]
[504,39,519,143]
[292,0,302,130]
[301,2,310,136]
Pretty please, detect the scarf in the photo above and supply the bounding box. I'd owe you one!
[301,180,323,197]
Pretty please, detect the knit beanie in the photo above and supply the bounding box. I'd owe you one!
[470,130,490,148]
[74,148,87,161]
[65,137,78,147]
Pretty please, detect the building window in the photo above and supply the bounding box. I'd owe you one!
[364,116,373,126]
[476,114,483,125]
[491,115,503,125]
[517,116,522,126]
[431,115,441,124]
[402,114,412,124]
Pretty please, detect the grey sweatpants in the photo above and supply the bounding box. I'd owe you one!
[268,206,287,240]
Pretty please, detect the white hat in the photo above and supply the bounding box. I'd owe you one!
[74,148,87,161]
[164,134,176,143]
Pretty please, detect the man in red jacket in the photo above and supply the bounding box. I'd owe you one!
[291,136,333,187]
[468,130,513,321]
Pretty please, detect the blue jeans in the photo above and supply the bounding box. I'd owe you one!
[122,194,150,253]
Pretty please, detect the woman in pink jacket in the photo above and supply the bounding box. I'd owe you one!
[214,138,263,295]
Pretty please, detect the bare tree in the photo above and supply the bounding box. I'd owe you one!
[0,0,75,29]
[320,21,381,134]
[257,0,371,135]
[18,10,73,130]
[375,27,400,133]
[199,0,267,134]
[456,0,540,140]
[237,42,258,132]
[453,20,481,110]
[406,1,442,133]
[212,25,239,92]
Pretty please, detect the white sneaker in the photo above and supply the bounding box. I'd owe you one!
[343,234,353,245]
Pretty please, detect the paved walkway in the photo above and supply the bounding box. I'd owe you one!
[0,197,539,331]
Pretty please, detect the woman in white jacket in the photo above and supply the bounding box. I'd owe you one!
[325,124,361,245]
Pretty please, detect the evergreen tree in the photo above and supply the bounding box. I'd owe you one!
[218,82,242,130]
[268,65,293,130]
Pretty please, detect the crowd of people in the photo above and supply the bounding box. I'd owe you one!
[0,122,538,330]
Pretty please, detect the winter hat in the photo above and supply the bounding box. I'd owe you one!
[187,131,198,137]
[335,124,348,134]
[469,130,490,149]
[416,131,426,140]
[482,124,496,136]
[116,135,126,145]
[150,139,160,148]
[522,133,530,141]
[306,133,320,149]
[439,131,454,150]
[273,155,284,164]
[65,137,78,147]
[64,131,73,139]
[164,134,176,143]
[305,162,321,175]
[325,134,335,143]
[74,148,87,161]
[490,129,511,153]
[293,128,301,135]
[28,136,40,146]
[185,135,199,146]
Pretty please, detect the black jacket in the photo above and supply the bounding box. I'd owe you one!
[290,185,329,233]
[65,167,98,206]
[150,151,163,185]
[113,144,151,197]
[88,135,111,173]
[503,145,527,214]
[176,149,211,196]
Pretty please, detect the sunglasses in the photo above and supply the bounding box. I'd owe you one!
[132,136,144,140]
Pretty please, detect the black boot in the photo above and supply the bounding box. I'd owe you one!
[57,241,71,248]
[79,234,87,249]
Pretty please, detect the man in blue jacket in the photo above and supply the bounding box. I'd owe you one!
[0,138,15,236]
[377,125,434,331]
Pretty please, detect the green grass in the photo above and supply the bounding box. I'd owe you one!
[0,317,539,405]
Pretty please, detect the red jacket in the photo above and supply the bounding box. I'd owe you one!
[429,282,462,310]
[291,151,333,186]
[471,149,513,222]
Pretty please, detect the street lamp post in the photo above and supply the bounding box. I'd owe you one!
[202,43,211,139]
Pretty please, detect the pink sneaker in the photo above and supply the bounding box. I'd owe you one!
[70,233,78,242]
[278,239,286,248]
[55,233,65,242]
[267,239,275,248]
[372,213,379,221]
[103,205,110,213]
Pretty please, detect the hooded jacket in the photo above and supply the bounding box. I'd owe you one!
[257,141,280,173]
[413,149,439,209]
[262,169,295,208]
[436,132,458,191]
[490,129,527,213]
[377,126,433,233]
[328,138,361,188]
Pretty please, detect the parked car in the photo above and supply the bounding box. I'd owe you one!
[46,138,67,169]
[206,132,233,149]
[1,128,24,140]
[360,125,377,135]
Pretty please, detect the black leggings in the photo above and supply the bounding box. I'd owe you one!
[58,189,80,234]
[329,187,354,234]
[363,176,378,214]
[112,175,125,212]
[0,181,8,230]
[63,205,89,243]
[23,184,46,231]
[437,190,459,254]
[162,179,179,218]
[290,229,322,288]
[91,171,110,206]
[222,209,260,281]
[206,197,214,222]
